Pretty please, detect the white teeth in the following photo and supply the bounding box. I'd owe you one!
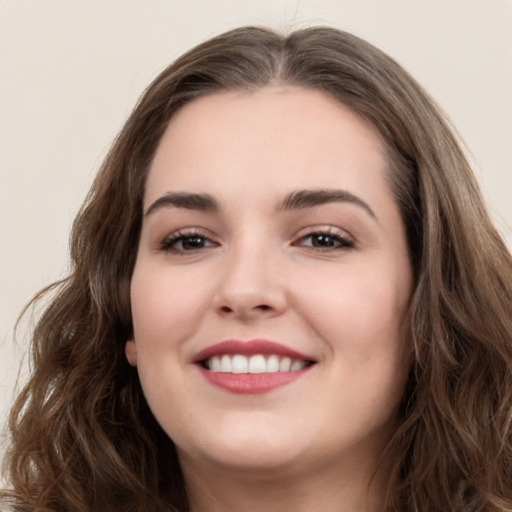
[210,356,221,372]
[248,354,266,373]
[279,357,292,372]
[220,354,231,372]
[290,360,306,371]
[205,354,310,374]
[266,355,280,373]
[232,355,248,374]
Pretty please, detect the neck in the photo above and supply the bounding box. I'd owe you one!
[180,447,391,512]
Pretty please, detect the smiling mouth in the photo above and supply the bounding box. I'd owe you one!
[194,340,317,393]
[202,354,316,374]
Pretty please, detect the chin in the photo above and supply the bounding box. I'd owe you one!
[195,447,307,478]
[177,420,309,475]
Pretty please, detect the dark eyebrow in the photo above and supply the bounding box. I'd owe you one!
[145,192,220,217]
[277,189,376,220]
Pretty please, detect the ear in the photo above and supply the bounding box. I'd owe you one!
[125,340,138,366]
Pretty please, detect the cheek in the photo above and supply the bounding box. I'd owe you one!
[130,262,213,351]
[129,264,209,428]
[293,260,410,363]
[287,261,411,448]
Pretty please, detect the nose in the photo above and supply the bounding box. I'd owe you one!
[212,244,287,321]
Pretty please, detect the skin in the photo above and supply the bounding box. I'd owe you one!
[126,86,413,511]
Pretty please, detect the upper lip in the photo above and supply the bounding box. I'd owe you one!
[193,339,315,364]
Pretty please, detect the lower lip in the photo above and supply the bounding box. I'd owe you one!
[198,366,310,394]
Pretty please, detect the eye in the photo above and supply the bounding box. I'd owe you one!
[295,230,354,251]
[160,230,218,253]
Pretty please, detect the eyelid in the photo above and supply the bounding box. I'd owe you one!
[159,227,219,253]
[292,225,356,250]
[294,225,354,241]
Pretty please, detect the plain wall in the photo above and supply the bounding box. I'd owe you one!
[1,0,511,443]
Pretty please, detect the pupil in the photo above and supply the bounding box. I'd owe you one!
[183,236,204,249]
[313,234,334,247]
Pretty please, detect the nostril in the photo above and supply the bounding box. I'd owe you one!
[217,303,273,315]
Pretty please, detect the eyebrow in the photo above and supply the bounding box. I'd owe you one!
[277,189,376,220]
[144,188,376,220]
[145,192,220,216]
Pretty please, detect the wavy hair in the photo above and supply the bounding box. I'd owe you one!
[3,26,512,511]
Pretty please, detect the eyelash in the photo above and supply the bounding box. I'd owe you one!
[159,229,218,253]
[159,227,354,254]
[294,229,354,251]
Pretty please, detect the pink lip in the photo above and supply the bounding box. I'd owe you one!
[193,339,315,395]
[193,339,313,363]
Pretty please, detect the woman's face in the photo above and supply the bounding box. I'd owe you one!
[127,86,413,477]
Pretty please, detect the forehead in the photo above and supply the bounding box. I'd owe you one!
[145,86,389,207]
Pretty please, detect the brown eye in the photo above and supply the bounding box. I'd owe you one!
[310,234,337,247]
[298,232,354,250]
[160,232,218,252]
[180,236,209,250]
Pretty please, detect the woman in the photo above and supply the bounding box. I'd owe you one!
[2,26,512,511]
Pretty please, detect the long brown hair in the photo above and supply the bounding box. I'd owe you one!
[3,26,512,511]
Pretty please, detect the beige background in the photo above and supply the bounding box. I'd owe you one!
[1,0,511,441]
